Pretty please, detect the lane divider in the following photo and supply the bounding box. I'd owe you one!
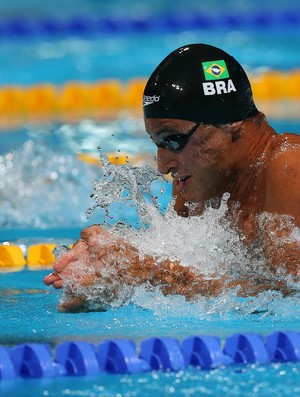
[27,244,57,267]
[0,73,299,112]
[77,152,142,166]
[0,78,145,118]
[0,73,300,129]
[0,10,299,40]
[0,79,145,129]
[1,331,300,380]
[0,244,56,270]
[1,72,300,115]
[0,245,26,269]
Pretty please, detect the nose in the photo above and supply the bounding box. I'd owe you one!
[156,147,178,175]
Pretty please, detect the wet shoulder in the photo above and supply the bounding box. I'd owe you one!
[263,132,300,220]
[266,133,300,175]
[275,131,300,147]
[267,132,300,164]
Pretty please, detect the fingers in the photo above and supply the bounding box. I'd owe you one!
[45,238,92,292]
[57,296,85,312]
[80,225,115,259]
[44,271,64,289]
[80,224,109,241]
[53,278,63,289]
[45,225,122,312]
[44,271,61,286]
[53,240,88,273]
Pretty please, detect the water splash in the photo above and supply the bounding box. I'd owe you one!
[0,140,99,228]
[66,149,300,316]
[87,147,169,228]
[130,284,300,321]
[87,149,300,281]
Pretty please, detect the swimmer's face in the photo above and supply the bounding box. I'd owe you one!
[145,118,236,204]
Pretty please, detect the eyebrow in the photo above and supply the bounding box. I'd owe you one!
[147,125,185,137]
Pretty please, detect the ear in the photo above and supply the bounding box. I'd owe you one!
[222,121,243,143]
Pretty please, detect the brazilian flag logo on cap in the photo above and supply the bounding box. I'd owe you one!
[202,60,229,81]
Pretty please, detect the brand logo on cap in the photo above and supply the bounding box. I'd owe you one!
[202,60,229,81]
[143,95,160,107]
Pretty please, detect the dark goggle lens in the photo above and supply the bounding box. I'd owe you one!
[158,134,188,152]
[151,122,200,153]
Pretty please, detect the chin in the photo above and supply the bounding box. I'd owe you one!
[184,184,218,203]
[182,191,206,204]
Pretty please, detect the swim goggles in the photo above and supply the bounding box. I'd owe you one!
[150,122,201,153]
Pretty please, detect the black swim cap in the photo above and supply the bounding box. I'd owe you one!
[143,44,258,124]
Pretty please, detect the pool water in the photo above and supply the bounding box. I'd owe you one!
[2,269,300,396]
[2,361,300,397]
[2,269,300,347]
[1,0,300,395]
[0,118,299,233]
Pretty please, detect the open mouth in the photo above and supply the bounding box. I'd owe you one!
[174,175,190,189]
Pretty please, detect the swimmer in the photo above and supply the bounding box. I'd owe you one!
[44,44,300,311]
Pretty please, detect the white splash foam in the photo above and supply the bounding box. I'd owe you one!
[66,151,300,315]
[0,139,99,228]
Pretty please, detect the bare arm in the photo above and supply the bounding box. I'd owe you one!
[44,224,289,312]
[44,225,231,311]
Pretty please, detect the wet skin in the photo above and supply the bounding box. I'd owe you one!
[145,113,300,227]
[44,112,300,310]
[146,118,239,205]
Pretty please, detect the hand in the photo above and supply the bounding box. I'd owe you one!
[44,224,230,311]
[44,224,153,311]
[45,224,290,312]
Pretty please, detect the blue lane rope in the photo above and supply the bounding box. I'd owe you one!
[1,331,300,380]
[0,10,300,39]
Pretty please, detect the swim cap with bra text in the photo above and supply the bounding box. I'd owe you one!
[143,43,258,124]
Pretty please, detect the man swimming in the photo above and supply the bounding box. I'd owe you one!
[44,44,300,311]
